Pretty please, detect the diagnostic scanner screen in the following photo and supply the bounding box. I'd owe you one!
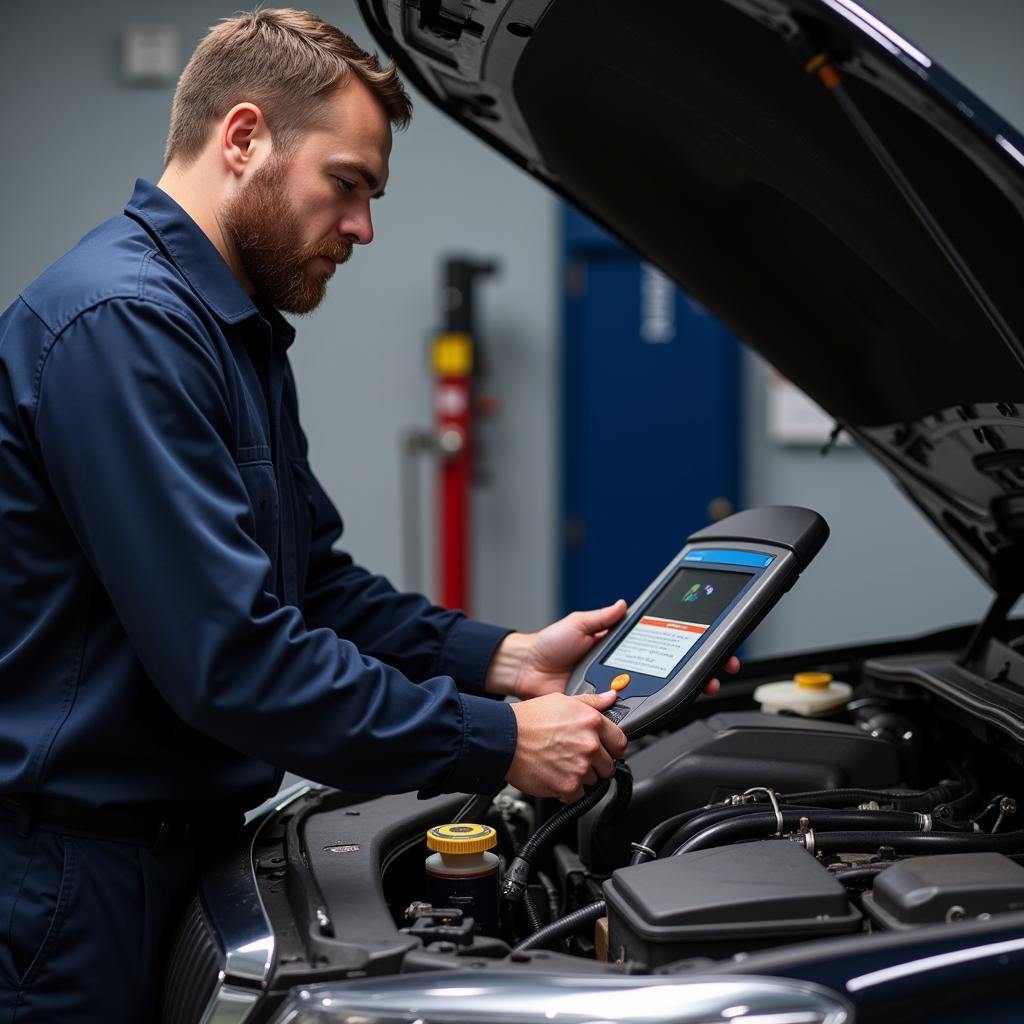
[602,567,753,679]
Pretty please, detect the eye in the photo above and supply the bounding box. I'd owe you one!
[334,176,355,195]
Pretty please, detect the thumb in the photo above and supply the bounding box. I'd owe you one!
[572,599,627,635]
[577,689,618,709]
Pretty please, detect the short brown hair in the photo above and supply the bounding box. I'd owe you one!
[165,8,412,166]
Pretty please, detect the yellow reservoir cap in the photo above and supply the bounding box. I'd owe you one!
[426,822,497,855]
[795,672,834,690]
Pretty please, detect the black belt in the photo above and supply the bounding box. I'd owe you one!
[0,794,246,851]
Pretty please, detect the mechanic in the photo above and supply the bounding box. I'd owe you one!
[0,9,735,1021]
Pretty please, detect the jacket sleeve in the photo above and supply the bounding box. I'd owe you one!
[32,299,516,795]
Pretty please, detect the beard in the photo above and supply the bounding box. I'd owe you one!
[221,157,352,315]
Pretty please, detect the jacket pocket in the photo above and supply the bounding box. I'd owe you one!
[7,832,76,987]
[236,446,280,567]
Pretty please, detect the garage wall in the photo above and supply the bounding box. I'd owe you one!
[0,0,559,632]
[2,0,1022,657]
[743,0,1024,656]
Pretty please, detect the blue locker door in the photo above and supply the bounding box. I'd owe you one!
[561,209,741,613]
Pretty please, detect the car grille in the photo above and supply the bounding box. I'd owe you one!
[159,891,223,1024]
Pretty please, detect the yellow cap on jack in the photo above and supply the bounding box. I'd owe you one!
[426,823,497,855]
[794,672,833,690]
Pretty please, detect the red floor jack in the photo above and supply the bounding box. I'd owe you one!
[402,257,499,613]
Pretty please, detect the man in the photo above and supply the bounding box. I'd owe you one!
[0,9,734,1020]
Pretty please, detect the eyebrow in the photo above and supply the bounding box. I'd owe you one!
[327,159,386,199]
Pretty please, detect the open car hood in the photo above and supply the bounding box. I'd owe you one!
[358,0,1024,594]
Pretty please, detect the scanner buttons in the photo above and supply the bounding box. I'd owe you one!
[610,674,631,692]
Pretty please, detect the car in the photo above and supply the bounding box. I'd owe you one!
[157,1,1024,1021]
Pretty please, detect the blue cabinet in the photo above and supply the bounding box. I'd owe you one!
[561,206,742,612]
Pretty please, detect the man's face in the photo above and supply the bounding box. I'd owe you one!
[223,76,392,314]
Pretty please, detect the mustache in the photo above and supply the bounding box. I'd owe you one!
[309,240,353,265]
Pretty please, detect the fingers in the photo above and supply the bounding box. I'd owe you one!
[577,689,618,710]
[507,690,627,801]
[723,655,741,674]
[703,677,721,697]
[595,711,627,759]
[592,745,616,780]
[571,599,627,635]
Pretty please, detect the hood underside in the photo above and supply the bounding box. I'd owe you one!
[359,0,1024,591]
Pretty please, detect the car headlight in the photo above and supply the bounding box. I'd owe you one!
[269,972,852,1023]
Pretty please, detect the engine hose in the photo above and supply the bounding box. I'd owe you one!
[501,776,612,907]
[633,798,839,867]
[657,802,826,860]
[833,865,892,885]
[632,782,968,867]
[778,782,964,812]
[632,809,703,865]
[671,809,930,856]
[807,829,1024,856]
[512,899,607,953]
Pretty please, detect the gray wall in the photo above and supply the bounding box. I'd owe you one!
[2,1,1022,654]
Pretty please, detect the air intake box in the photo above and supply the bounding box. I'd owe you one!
[603,840,861,968]
[862,853,1024,930]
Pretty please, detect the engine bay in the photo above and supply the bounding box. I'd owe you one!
[161,630,1024,1021]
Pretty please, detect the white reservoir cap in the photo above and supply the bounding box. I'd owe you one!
[754,672,852,716]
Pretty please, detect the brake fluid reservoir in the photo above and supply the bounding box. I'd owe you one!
[753,672,852,716]
[425,822,499,937]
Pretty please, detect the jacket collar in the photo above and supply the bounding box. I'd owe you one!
[124,178,260,326]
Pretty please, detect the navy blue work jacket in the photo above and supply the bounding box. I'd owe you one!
[0,179,516,811]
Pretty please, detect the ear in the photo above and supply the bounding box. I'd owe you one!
[219,103,268,177]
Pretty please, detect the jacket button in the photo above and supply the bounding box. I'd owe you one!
[258,496,267,510]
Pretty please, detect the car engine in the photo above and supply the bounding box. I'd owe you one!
[159,633,1024,1023]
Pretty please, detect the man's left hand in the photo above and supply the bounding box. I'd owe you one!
[484,600,740,700]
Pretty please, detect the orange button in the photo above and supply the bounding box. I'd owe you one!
[611,674,631,692]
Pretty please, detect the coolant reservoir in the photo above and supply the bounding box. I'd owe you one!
[425,822,499,936]
[753,672,852,716]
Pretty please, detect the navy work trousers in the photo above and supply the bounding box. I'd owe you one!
[0,815,200,1021]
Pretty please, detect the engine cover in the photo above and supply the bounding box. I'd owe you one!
[604,840,861,968]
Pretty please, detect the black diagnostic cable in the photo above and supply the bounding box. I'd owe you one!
[501,778,612,910]
[503,763,632,938]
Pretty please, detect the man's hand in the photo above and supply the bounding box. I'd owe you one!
[506,690,627,802]
[485,600,740,700]
[485,600,629,700]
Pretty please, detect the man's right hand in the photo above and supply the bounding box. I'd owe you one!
[506,690,627,803]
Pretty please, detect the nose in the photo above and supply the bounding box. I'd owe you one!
[339,203,373,246]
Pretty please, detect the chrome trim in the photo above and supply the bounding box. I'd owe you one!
[847,935,1024,993]
[197,781,323,1023]
[198,982,261,1024]
[270,972,852,1024]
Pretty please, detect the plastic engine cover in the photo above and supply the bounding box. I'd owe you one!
[862,853,1024,930]
[604,840,861,968]
[580,711,900,868]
